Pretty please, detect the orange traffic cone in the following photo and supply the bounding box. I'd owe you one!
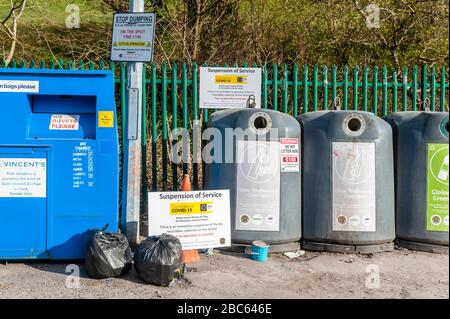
[181,174,192,191]
[181,174,201,264]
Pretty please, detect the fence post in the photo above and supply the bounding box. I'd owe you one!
[161,63,168,190]
[282,64,289,114]
[343,65,348,110]
[142,65,148,193]
[353,66,359,111]
[272,64,278,111]
[331,65,337,109]
[440,66,446,112]
[262,64,268,109]
[392,67,398,113]
[421,64,427,110]
[430,66,436,112]
[322,65,328,111]
[120,63,127,147]
[312,64,318,112]
[382,65,388,116]
[303,64,309,113]
[372,65,379,115]
[362,65,368,112]
[293,64,299,116]
[412,66,418,111]
[182,63,188,175]
[192,63,199,190]
[201,63,209,125]
[402,66,408,112]
[139,65,148,218]
[151,64,157,191]
[171,63,178,190]
[201,63,210,189]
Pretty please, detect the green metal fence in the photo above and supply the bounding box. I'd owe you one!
[2,60,449,191]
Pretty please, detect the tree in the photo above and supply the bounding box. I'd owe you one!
[1,0,27,66]
[0,0,447,67]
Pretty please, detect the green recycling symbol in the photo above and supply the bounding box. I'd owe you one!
[429,145,449,185]
[427,143,449,232]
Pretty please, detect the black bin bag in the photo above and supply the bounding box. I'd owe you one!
[85,225,133,279]
[134,234,183,286]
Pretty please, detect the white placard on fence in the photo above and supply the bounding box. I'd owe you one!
[199,67,262,109]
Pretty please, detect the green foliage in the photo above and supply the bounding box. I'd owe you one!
[0,0,448,66]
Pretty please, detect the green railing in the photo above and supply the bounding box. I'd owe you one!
[2,60,449,191]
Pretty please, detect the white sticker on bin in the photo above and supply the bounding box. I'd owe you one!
[49,114,80,130]
[280,138,300,172]
[0,158,47,198]
[0,80,39,93]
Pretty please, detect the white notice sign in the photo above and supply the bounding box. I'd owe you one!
[111,12,155,62]
[148,190,231,250]
[0,80,39,93]
[0,158,47,198]
[280,138,300,172]
[236,140,281,231]
[199,67,262,109]
[49,114,80,130]
[332,142,376,232]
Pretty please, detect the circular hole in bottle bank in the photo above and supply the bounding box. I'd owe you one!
[347,117,362,132]
[446,121,449,134]
[254,116,268,130]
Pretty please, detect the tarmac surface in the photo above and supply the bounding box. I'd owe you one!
[0,248,448,299]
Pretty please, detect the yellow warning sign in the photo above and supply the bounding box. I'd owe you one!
[170,202,213,215]
[98,111,114,128]
[214,75,248,84]
[115,41,148,47]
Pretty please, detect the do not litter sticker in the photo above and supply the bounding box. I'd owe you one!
[280,138,299,172]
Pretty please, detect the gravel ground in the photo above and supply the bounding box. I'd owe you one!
[0,249,448,299]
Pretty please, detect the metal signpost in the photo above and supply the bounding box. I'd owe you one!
[111,0,155,245]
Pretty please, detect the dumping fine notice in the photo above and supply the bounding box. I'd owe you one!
[110,12,155,62]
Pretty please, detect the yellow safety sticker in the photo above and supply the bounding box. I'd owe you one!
[114,42,149,47]
[170,202,213,215]
[214,75,248,85]
[98,111,114,128]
